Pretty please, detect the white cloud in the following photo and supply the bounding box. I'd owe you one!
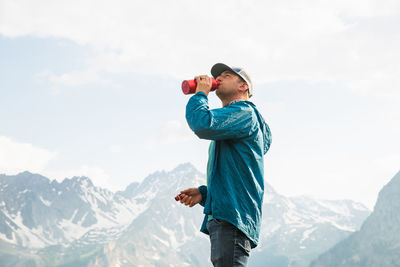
[1,0,399,98]
[145,120,193,150]
[157,120,193,145]
[0,136,57,174]
[265,148,400,209]
[109,145,122,154]
[1,0,399,206]
[0,137,114,191]
[35,69,110,88]
[373,154,400,174]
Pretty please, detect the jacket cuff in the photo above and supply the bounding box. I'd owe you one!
[198,185,207,207]
[195,91,207,97]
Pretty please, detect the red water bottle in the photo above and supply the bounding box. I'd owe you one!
[181,78,220,95]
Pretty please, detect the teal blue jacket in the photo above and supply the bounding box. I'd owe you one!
[186,92,272,248]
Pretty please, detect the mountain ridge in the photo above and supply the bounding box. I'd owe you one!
[0,163,371,266]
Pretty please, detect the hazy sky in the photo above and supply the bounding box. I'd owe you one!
[0,0,399,209]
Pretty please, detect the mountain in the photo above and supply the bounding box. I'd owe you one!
[310,170,400,267]
[86,164,210,266]
[0,171,143,248]
[0,164,370,266]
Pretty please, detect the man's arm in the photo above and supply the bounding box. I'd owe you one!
[197,185,207,207]
[186,93,255,140]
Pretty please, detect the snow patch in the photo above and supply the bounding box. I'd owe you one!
[160,225,181,249]
[19,189,30,194]
[153,234,169,247]
[39,196,52,207]
[10,212,49,247]
[300,227,316,244]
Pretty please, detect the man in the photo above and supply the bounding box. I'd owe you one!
[178,63,272,266]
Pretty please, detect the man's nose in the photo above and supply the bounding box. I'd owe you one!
[216,75,222,82]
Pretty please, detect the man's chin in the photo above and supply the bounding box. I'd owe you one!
[215,88,224,96]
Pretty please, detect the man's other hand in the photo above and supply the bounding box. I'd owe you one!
[178,187,202,207]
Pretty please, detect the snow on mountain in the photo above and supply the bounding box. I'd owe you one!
[0,163,371,267]
[85,164,370,267]
[79,163,210,267]
[0,171,146,248]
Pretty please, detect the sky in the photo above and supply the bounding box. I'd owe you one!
[0,0,399,209]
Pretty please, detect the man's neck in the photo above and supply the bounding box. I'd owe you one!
[222,96,248,107]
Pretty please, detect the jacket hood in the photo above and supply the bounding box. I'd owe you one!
[248,102,272,155]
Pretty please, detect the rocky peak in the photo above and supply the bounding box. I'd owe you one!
[373,170,400,213]
[1,171,49,189]
[310,170,400,267]
[359,170,400,233]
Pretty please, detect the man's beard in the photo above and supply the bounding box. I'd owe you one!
[216,87,235,100]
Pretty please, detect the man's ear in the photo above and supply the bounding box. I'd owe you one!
[239,82,249,93]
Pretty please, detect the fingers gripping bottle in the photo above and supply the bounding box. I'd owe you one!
[181,79,220,95]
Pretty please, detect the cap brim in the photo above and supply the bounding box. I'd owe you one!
[211,63,234,79]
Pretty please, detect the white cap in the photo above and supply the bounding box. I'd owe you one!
[211,63,253,97]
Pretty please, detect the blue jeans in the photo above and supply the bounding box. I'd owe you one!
[206,219,251,267]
